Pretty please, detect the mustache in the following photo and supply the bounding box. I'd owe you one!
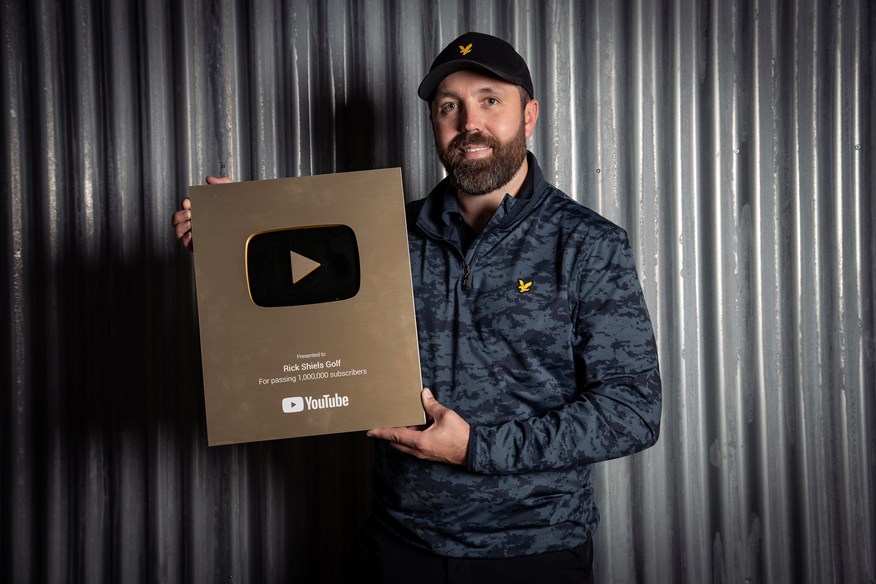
[448,132,499,151]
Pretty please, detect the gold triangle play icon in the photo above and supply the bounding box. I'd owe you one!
[289,250,321,284]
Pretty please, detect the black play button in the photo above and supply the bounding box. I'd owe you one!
[245,225,360,307]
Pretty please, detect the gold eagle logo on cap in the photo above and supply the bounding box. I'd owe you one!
[458,43,473,55]
[518,279,533,293]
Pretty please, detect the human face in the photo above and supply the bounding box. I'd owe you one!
[431,70,539,196]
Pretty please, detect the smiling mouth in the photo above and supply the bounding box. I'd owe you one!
[460,145,493,158]
[448,133,498,159]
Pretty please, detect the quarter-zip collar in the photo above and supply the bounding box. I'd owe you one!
[415,152,549,245]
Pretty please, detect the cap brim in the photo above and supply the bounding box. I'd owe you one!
[417,61,517,101]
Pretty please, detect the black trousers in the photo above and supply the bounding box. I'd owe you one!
[366,522,593,584]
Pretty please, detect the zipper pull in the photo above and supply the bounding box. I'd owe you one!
[462,264,472,290]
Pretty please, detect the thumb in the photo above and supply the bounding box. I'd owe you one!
[421,388,442,419]
[206,175,233,184]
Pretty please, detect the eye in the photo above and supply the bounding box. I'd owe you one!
[484,97,500,106]
[439,101,458,114]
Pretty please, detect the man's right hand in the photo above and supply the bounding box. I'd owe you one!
[172,175,233,251]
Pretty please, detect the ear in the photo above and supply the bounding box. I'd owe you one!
[524,99,539,139]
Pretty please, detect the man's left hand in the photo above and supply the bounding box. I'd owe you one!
[367,388,470,466]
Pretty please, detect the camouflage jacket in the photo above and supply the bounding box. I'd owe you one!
[372,154,662,558]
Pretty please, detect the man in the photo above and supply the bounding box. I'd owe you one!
[173,32,661,583]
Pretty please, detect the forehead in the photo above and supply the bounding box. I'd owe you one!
[433,69,520,98]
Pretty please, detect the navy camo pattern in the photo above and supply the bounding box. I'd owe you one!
[372,154,662,558]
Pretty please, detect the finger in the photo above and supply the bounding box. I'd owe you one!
[172,209,191,226]
[206,175,233,184]
[367,427,395,440]
[368,424,420,438]
[368,426,419,445]
[421,387,445,419]
[174,220,191,239]
[420,387,438,425]
[181,197,191,210]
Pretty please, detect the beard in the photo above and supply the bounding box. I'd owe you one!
[437,123,527,196]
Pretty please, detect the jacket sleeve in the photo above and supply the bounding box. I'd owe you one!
[467,228,662,475]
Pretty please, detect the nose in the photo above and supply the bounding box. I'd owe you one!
[459,105,484,133]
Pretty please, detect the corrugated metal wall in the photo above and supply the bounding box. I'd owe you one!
[3,0,874,582]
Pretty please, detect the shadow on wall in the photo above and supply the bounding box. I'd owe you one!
[335,93,381,173]
[3,54,392,578]
[9,167,380,584]
[303,89,385,176]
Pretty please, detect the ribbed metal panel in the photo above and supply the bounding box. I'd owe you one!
[3,0,874,582]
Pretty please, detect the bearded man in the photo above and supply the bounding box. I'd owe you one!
[364,32,662,583]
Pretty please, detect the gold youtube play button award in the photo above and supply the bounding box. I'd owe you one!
[189,169,424,445]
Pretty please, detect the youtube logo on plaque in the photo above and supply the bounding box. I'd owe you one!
[245,225,360,307]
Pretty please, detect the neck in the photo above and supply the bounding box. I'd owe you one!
[455,156,529,234]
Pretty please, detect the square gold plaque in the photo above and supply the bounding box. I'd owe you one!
[189,169,424,445]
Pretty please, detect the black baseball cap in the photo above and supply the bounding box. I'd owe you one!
[418,32,534,101]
